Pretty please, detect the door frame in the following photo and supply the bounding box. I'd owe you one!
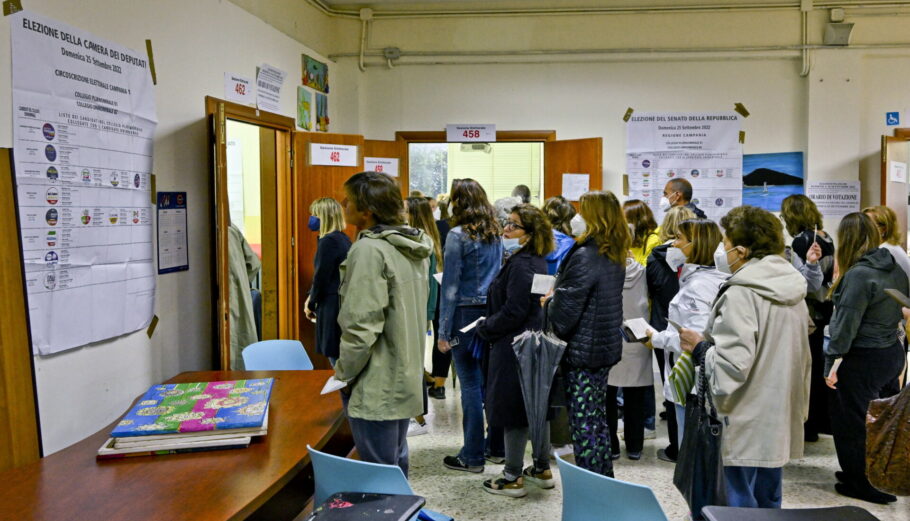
[205,96,298,369]
[395,130,557,197]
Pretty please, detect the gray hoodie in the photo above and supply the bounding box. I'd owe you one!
[826,248,909,372]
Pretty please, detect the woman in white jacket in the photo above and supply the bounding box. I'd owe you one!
[646,218,727,448]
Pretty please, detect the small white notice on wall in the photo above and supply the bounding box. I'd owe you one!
[256,63,286,113]
[446,124,496,142]
[364,157,400,177]
[889,160,907,183]
[224,73,255,105]
[562,173,590,201]
[310,143,359,166]
[806,181,860,219]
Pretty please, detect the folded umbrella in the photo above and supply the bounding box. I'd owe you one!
[511,329,567,464]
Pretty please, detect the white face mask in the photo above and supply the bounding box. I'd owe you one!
[665,247,687,271]
[502,237,521,252]
[714,242,737,274]
[659,196,672,212]
[432,208,442,220]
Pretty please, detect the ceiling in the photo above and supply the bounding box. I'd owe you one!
[315,0,805,14]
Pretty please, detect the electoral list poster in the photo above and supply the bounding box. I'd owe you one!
[626,112,743,223]
[11,10,157,355]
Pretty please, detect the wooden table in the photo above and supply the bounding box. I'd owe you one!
[0,370,349,521]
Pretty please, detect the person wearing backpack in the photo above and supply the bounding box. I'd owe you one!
[781,194,835,442]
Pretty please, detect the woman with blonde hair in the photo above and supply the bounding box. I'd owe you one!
[825,212,907,504]
[305,197,351,365]
[863,205,910,280]
[645,205,696,462]
[544,190,630,477]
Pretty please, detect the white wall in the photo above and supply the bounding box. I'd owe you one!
[351,57,808,197]
[0,0,332,454]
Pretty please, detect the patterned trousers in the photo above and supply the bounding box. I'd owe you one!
[565,366,613,477]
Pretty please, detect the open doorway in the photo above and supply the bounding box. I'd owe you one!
[408,142,544,204]
[206,97,298,370]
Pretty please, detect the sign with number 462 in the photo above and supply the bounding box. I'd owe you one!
[310,143,359,166]
[446,124,496,142]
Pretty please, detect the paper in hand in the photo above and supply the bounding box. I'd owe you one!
[432,272,443,285]
[321,375,348,395]
[531,274,556,295]
[827,358,843,379]
[621,318,654,342]
[459,316,485,333]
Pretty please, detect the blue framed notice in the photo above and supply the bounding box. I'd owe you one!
[157,191,189,274]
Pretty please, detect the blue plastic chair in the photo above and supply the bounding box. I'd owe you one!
[242,339,313,370]
[307,445,452,521]
[556,454,669,521]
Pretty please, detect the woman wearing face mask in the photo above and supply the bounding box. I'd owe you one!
[544,191,630,477]
[477,204,553,497]
[824,212,907,504]
[305,197,351,366]
[645,206,696,463]
[678,205,811,510]
[645,219,727,451]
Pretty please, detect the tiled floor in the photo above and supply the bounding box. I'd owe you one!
[406,384,909,521]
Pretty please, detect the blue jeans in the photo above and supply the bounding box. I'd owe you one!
[724,466,783,508]
[450,305,486,466]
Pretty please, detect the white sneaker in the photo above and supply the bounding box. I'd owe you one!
[550,444,574,459]
[407,419,428,437]
[644,428,656,440]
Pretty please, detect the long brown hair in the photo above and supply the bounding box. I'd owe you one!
[511,204,555,257]
[578,191,631,265]
[622,199,658,248]
[406,196,443,270]
[832,212,881,293]
[450,178,501,243]
[543,196,576,236]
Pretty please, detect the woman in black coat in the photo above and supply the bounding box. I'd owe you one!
[478,204,553,498]
[545,191,630,478]
[304,198,351,365]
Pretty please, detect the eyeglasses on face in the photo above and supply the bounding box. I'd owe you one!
[504,221,525,230]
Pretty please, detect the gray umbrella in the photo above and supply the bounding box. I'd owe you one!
[511,329,567,463]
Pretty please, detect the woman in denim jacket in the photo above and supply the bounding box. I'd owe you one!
[439,179,503,473]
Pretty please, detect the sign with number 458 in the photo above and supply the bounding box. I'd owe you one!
[446,124,496,142]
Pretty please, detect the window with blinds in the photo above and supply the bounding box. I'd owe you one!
[408,142,543,204]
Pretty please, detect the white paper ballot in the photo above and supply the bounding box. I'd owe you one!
[460,316,485,333]
[321,375,348,395]
[531,274,556,295]
[433,272,443,285]
[623,318,654,341]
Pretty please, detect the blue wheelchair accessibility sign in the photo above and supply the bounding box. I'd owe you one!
[886,112,900,126]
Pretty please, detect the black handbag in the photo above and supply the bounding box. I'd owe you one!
[673,356,727,520]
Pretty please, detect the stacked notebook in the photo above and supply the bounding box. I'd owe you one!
[97,378,274,459]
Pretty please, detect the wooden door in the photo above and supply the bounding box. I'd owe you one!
[881,135,909,249]
[206,96,297,370]
[544,138,604,204]
[0,149,42,469]
[364,139,407,195]
[294,132,364,369]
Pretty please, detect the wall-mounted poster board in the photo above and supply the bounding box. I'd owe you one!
[157,192,188,274]
[10,10,157,355]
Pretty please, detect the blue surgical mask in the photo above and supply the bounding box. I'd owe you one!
[308,215,321,232]
[502,237,521,252]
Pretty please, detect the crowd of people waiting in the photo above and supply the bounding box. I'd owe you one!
[302,171,909,512]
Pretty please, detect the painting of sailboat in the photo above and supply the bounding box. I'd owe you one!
[742,152,804,211]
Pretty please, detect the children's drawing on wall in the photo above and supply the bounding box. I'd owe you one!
[302,54,329,93]
[297,86,312,131]
[742,151,804,211]
[316,93,329,132]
